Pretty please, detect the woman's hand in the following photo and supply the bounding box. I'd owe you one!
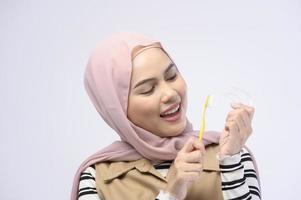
[165,137,205,200]
[219,103,255,156]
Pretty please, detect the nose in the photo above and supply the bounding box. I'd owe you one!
[160,83,179,104]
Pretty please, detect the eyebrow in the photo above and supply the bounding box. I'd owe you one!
[133,63,175,89]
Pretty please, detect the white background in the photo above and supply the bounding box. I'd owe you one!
[1,0,300,199]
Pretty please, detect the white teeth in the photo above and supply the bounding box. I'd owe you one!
[162,104,180,116]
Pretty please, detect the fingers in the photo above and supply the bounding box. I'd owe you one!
[182,150,203,163]
[227,103,253,128]
[231,103,255,120]
[179,163,203,173]
[238,103,255,121]
[231,115,245,131]
[240,111,250,128]
[220,103,254,156]
[226,106,253,138]
[176,171,202,182]
[219,130,230,146]
[173,159,203,182]
[177,137,205,164]
[181,137,205,154]
[225,121,240,138]
[227,106,250,123]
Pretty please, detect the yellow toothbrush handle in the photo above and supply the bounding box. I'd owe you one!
[199,95,210,141]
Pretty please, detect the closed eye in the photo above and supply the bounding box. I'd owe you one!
[166,74,177,81]
[140,86,155,95]
[141,74,177,95]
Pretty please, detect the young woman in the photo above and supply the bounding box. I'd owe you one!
[71,32,261,200]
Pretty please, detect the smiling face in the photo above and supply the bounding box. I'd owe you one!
[127,46,188,137]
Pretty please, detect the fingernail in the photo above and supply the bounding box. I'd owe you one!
[231,102,241,107]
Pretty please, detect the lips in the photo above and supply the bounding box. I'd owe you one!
[160,102,181,117]
[160,104,182,122]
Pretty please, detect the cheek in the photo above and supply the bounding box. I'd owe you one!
[176,77,187,103]
[179,81,187,96]
[128,97,159,122]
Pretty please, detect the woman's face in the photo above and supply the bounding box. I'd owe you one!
[127,47,187,137]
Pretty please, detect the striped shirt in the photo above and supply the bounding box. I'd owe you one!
[78,147,261,200]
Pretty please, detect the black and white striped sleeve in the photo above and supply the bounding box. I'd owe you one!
[78,165,102,200]
[219,148,261,200]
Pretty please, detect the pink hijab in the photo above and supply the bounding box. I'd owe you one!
[70,32,221,200]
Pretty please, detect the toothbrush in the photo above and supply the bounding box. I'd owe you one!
[199,95,211,141]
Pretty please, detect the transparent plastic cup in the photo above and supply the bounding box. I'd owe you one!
[203,86,253,132]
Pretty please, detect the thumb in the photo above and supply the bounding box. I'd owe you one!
[244,106,255,120]
[181,137,205,153]
[181,137,195,153]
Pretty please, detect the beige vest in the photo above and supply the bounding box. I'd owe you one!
[95,144,223,200]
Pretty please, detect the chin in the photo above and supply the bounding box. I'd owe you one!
[153,116,187,137]
[165,124,186,137]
